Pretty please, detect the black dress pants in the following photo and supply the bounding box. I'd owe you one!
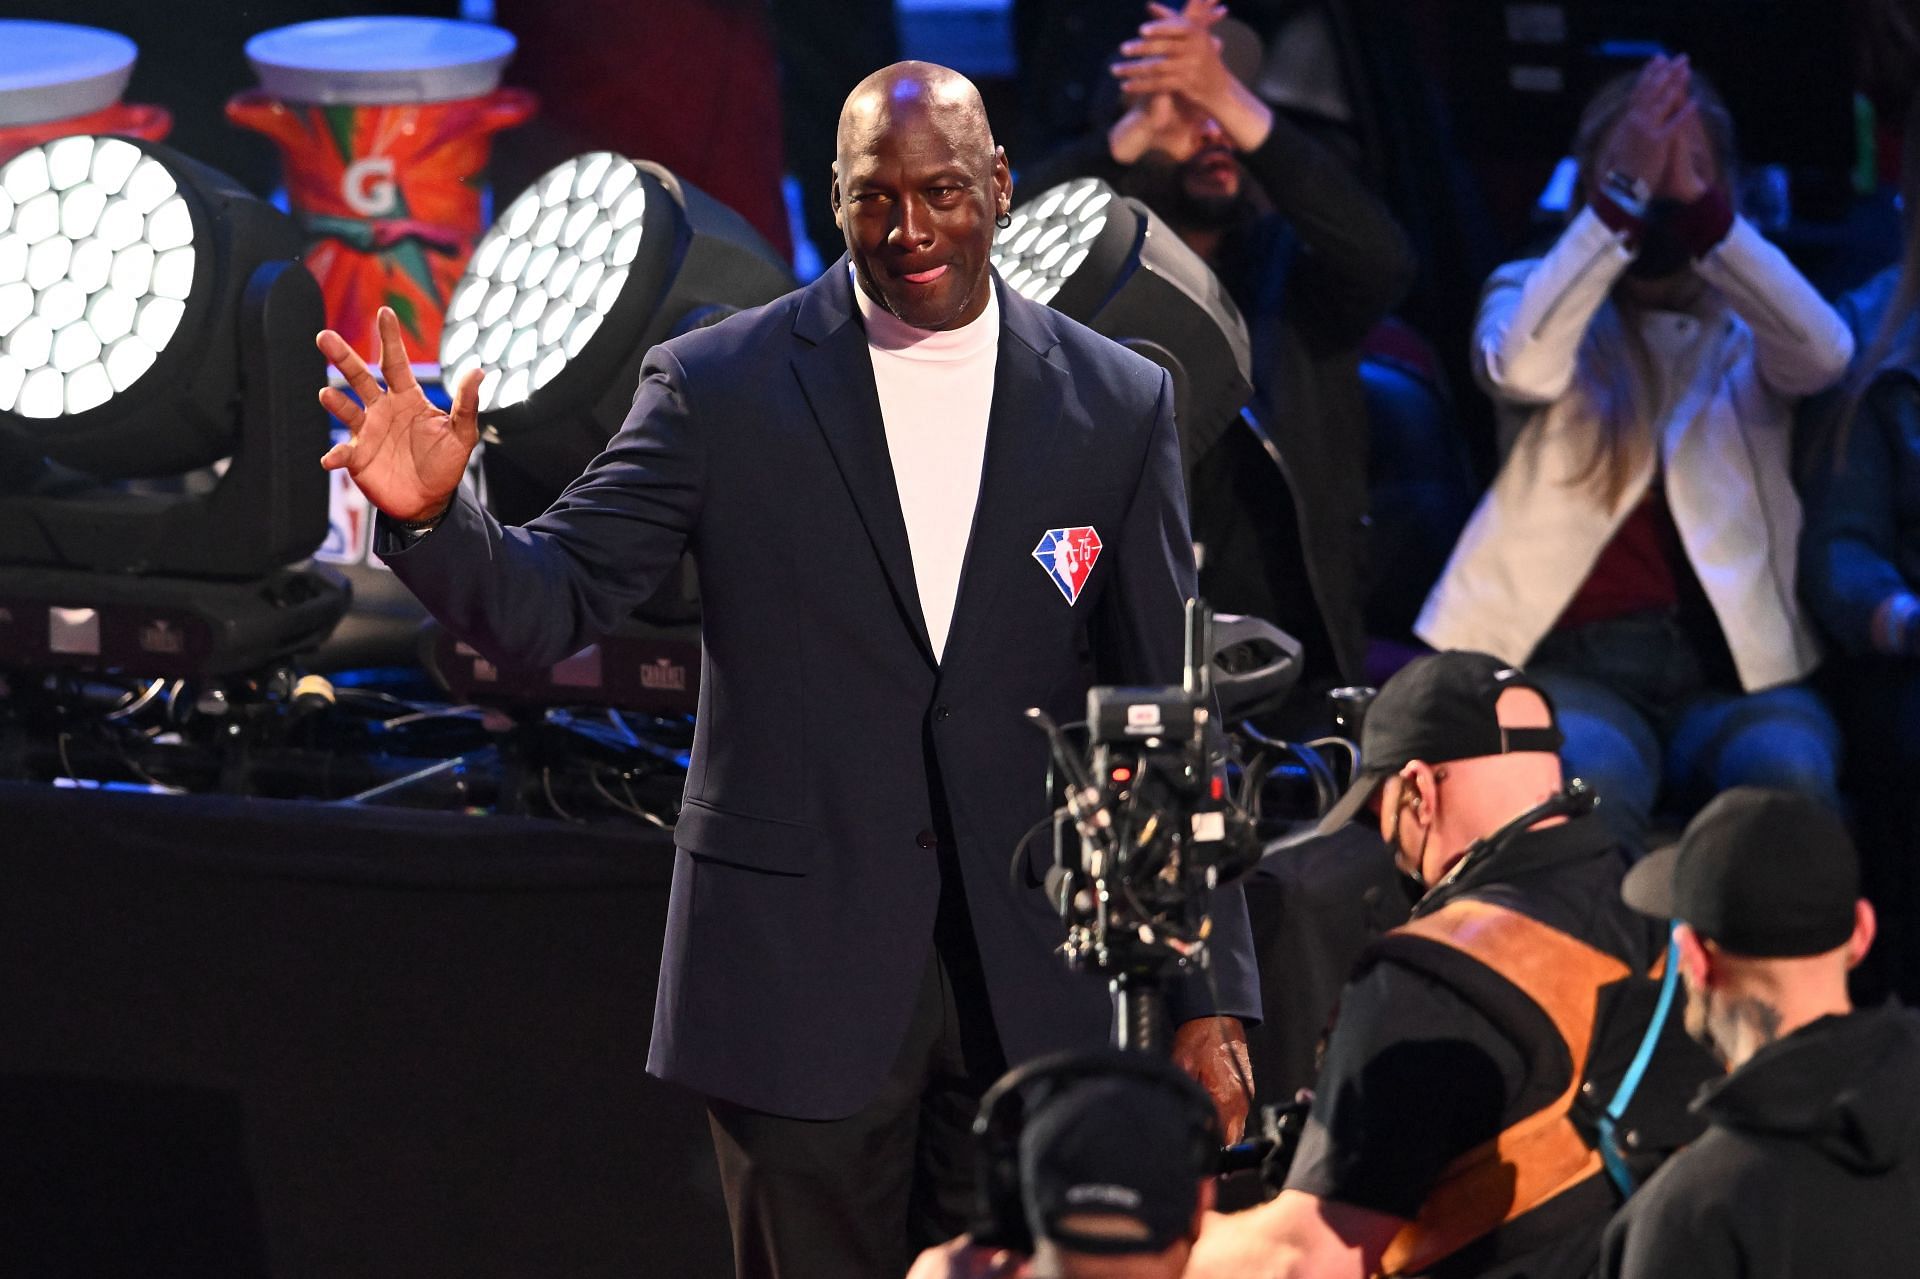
[706,939,1006,1279]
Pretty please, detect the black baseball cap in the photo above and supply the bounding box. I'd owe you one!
[1019,1073,1209,1256]
[1315,651,1563,837]
[1622,787,1860,958]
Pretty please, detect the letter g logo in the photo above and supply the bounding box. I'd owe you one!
[342,156,398,217]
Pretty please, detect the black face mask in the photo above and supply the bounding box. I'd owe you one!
[1626,198,1693,280]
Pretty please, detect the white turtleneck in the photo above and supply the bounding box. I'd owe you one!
[853,269,1000,661]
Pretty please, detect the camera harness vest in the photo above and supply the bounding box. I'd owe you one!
[1376,899,1627,1275]
[1369,791,1681,1277]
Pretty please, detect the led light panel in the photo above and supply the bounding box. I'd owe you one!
[990,178,1112,307]
[0,136,195,418]
[441,151,648,412]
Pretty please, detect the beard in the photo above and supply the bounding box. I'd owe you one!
[1120,149,1254,235]
[1682,985,1726,1064]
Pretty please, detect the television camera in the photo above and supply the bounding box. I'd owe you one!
[1026,601,1286,1053]
[1019,600,1363,1195]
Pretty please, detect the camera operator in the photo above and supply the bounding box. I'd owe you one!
[1186,650,1716,1279]
[1600,788,1920,1279]
[909,1052,1220,1279]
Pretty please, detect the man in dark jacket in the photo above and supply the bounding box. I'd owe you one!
[1602,787,1920,1278]
[1018,1,1414,686]
[1185,651,1715,1279]
[317,62,1259,1279]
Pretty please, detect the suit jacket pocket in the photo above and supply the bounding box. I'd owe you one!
[675,798,819,876]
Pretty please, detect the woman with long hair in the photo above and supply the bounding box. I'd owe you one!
[1416,55,1854,841]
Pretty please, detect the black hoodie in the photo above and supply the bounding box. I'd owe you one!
[1598,1004,1920,1278]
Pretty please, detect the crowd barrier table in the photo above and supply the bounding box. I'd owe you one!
[0,781,730,1278]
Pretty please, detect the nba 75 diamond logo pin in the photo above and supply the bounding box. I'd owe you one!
[1033,527,1102,605]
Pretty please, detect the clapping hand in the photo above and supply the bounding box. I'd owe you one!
[1113,1,1234,115]
[1655,96,1714,204]
[1109,90,1188,165]
[1598,55,1699,192]
[316,306,485,523]
[1107,2,1274,162]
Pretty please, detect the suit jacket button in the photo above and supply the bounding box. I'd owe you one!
[916,829,938,850]
[934,705,952,721]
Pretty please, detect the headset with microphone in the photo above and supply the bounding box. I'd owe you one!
[1414,778,1599,906]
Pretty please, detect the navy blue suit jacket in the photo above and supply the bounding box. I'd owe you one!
[381,263,1260,1119]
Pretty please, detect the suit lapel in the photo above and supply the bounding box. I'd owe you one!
[790,265,935,663]
[941,285,1068,676]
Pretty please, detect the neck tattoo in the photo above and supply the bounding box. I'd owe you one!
[1732,994,1785,1051]
[1698,991,1785,1065]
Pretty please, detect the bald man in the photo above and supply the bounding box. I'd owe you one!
[1181,652,1716,1279]
[316,62,1259,1279]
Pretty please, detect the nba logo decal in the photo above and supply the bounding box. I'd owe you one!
[1033,527,1103,605]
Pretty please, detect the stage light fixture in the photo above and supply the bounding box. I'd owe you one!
[991,175,1114,306]
[440,151,795,524]
[0,136,193,425]
[992,176,1252,480]
[0,135,345,676]
[414,154,792,704]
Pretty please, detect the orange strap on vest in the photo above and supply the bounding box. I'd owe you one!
[1378,899,1630,1277]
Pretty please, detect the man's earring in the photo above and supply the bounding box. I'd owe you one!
[995,209,1012,229]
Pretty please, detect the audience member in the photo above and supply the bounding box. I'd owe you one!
[1020,1,1415,689]
[1798,101,1920,1000]
[1416,56,1855,842]
[1600,788,1920,1279]
[1184,651,1716,1279]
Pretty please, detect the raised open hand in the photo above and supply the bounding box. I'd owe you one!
[317,306,484,523]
